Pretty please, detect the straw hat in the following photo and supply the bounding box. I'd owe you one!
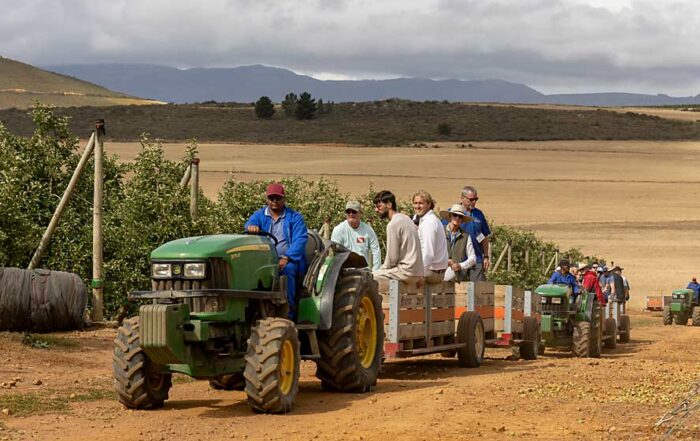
[439,203,474,222]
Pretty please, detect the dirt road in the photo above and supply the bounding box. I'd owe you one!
[1,312,698,440]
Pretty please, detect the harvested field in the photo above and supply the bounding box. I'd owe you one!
[106,139,700,309]
[1,312,698,440]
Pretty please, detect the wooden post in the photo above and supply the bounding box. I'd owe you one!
[190,158,199,220]
[180,164,192,188]
[488,242,493,263]
[490,243,509,273]
[92,120,105,322]
[28,133,96,270]
[506,243,512,272]
[555,249,559,266]
[525,248,530,266]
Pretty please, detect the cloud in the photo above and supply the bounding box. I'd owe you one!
[1,0,699,94]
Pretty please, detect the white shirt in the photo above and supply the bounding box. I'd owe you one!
[417,210,449,274]
[331,220,382,271]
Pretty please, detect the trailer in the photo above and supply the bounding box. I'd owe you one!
[603,299,631,345]
[380,280,541,366]
[645,295,664,312]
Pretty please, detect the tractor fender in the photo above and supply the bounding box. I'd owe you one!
[317,249,367,330]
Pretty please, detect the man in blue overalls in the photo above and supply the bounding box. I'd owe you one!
[245,183,308,319]
[687,277,700,303]
[548,259,580,301]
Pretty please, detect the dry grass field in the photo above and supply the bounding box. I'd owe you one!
[105,139,700,309]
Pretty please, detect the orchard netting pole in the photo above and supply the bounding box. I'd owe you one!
[92,119,105,321]
[190,157,199,220]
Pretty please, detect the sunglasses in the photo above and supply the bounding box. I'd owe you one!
[464,197,479,202]
[345,209,358,214]
[267,195,284,202]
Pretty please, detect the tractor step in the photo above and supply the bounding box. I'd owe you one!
[295,324,318,330]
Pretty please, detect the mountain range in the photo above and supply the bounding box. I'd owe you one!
[31,62,700,107]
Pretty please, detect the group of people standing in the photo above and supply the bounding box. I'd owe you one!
[548,259,630,305]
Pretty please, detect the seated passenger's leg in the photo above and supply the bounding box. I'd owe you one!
[282,262,298,319]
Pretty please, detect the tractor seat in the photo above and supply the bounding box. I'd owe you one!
[305,229,325,265]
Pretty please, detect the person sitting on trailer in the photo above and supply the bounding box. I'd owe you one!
[579,263,605,305]
[687,277,700,303]
[548,259,580,300]
[245,183,308,319]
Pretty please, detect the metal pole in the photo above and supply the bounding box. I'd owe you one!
[92,120,105,322]
[190,158,199,220]
[507,243,512,272]
[28,133,96,270]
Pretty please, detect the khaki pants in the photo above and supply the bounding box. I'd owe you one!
[424,269,446,284]
[373,267,422,285]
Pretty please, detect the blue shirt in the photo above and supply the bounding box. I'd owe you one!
[266,207,288,257]
[548,271,580,294]
[463,207,491,263]
[687,282,700,296]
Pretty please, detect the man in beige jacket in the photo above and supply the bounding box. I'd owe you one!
[371,190,424,285]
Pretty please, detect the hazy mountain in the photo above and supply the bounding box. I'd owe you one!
[44,63,700,107]
[0,57,160,109]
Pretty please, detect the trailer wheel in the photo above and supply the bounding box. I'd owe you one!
[663,305,672,326]
[520,317,539,360]
[456,311,485,368]
[113,317,172,409]
[572,321,591,358]
[674,311,688,326]
[209,373,245,391]
[619,315,631,343]
[604,318,617,349]
[244,318,299,413]
[692,307,700,327]
[316,269,383,392]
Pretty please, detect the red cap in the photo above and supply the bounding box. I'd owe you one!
[266,183,285,197]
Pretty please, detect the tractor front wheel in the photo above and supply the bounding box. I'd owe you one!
[674,311,688,326]
[604,318,617,349]
[663,305,672,326]
[244,318,300,413]
[692,307,700,327]
[316,269,383,392]
[572,321,592,358]
[456,311,485,367]
[619,315,631,343]
[520,316,539,360]
[113,317,172,409]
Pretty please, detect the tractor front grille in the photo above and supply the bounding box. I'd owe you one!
[151,258,231,313]
[541,300,569,315]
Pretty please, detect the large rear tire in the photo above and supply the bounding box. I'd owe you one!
[456,311,485,367]
[692,307,700,327]
[316,269,383,392]
[520,316,539,360]
[663,305,672,326]
[113,317,172,409]
[244,318,300,414]
[572,321,591,358]
[619,315,631,343]
[604,318,617,349]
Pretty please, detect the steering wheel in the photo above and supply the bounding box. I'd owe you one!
[243,229,279,246]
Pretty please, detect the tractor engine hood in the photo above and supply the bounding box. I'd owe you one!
[151,234,275,260]
[535,284,570,297]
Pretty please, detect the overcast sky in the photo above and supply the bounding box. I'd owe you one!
[1,0,699,95]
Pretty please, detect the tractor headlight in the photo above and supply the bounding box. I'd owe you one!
[184,262,206,279]
[541,296,547,304]
[152,263,172,279]
[551,297,562,304]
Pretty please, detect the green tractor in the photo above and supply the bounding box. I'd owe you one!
[112,230,384,414]
[535,284,602,358]
[663,289,700,326]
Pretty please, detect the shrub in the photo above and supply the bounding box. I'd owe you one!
[254,96,275,119]
[281,93,297,117]
[437,122,452,136]
[295,92,317,120]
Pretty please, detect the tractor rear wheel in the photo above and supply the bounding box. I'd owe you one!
[674,311,688,326]
[604,318,617,349]
[692,307,700,327]
[244,318,300,413]
[520,316,539,360]
[589,314,602,358]
[456,311,485,367]
[113,317,172,409]
[209,373,245,391]
[316,269,383,392]
[619,315,631,343]
[663,305,672,326]
[572,321,592,358]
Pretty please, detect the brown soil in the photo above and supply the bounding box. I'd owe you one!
[0,312,697,440]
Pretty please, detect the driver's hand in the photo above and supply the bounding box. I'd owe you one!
[246,225,260,234]
[279,257,289,270]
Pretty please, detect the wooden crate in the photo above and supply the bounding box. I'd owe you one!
[455,281,495,333]
[381,280,456,357]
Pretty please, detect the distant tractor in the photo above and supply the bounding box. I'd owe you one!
[113,230,383,414]
[535,284,602,357]
[663,289,700,326]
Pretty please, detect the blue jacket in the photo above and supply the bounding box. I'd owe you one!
[687,281,700,296]
[548,271,580,294]
[245,206,309,273]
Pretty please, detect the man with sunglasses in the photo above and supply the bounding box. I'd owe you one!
[331,201,381,270]
[245,183,308,318]
[460,186,491,282]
